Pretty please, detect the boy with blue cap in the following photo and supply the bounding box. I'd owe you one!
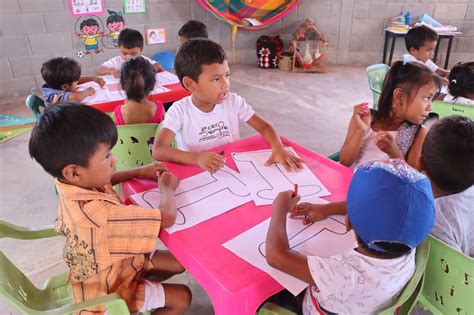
[265,159,435,314]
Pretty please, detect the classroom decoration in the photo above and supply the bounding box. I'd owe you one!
[105,10,125,47]
[145,28,166,45]
[69,0,104,16]
[75,16,104,56]
[223,215,357,295]
[124,0,146,13]
[256,35,283,69]
[0,115,36,144]
[289,19,328,73]
[386,11,409,32]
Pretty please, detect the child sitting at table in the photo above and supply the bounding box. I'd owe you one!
[339,61,441,170]
[112,56,165,125]
[443,61,474,105]
[28,103,191,314]
[178,20,208,44]
[97,28,162,78]
[266,159,435,314]
[403,25,449,84]
[41,57,105,106]
[152,38,303,173]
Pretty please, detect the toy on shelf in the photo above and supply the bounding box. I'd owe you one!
[289,19,328,73]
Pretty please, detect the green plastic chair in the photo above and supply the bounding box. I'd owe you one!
[257,302,297,315]
[367,64,390,110]
[430,100,474,120]
[407,235,474,315]
[327,152,340,162]
[25,94,46,120]
[0,220,132,314]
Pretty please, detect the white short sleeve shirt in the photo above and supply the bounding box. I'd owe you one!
[402,53,439,72]
[101,55,156,70]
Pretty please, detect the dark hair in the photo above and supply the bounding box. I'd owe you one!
[80,18,99,30]
[29,103,117,179]
[174,38,226,84]
[106,10,124,25]
[377,61,441,123]
[354,233,410,258]
[422,115,474,194]
[120,56,156,102]
[178,20,208,40]
[448,62,474,100]
[41,57,82,90]
[405,25,438,51]
[118,28,144,50]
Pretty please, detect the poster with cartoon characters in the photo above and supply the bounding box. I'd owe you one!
[124,0,146,13]
[69,0,104,16]
[105,10,125,47]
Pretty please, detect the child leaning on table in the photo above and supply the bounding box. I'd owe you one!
[41,57,105,106]
[152,38,303,173]
[97,28,162,78]
[28,103,191,314]
[265,159,435,314]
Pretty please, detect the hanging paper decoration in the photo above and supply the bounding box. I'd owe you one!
[106,10,125,47]
[124,0,146,14]
[69,0,105,16]
[74,16,105,57]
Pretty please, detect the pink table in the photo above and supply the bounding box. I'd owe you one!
[121,135,353,314]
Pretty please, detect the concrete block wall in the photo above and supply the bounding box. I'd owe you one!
[0,0,473,97]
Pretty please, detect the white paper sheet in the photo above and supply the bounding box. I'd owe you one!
[155,71,180,85]
[232,148,331,206]
[223,215,357,295]
[131,166,252,233]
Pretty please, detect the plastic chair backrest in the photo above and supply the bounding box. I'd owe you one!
[378,238,430,314]
[409,236,474,315]
[152,51,175,72]
[112,123,159,171]
[367,64,390,110]
[0,220,57,240]
[25,94,45,119]
[430,100,474,120]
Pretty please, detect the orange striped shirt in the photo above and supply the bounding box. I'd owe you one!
[54,179,162,314]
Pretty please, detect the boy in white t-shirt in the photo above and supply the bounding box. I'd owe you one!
[265,159,435,314]
[403,25,449,84]
[152,38,303,173]
[97,28,162,78]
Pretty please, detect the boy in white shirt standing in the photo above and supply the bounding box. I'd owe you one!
[152,38,303,173]
[97,28,162,78]
[403,25,449,84]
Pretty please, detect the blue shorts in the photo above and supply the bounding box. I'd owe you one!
[85,44,99,50]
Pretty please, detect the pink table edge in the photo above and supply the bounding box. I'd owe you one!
[122,135,353,314]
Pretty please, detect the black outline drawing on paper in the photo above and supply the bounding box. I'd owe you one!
[141,168,250,225]
[232,151,323,201]
[258,217,349,257]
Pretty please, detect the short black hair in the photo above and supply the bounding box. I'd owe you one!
[29,103,117,179]
[106,10,124,25]
[121,56,156,102]
[118,28,144,50]
[354,234,411,258]
[405,25,438,51]
[41,57,82,90]
[174,38,226,84]
[80,18,99,30]
[178,20,208,40]
[422,115,474,194]
[448,62,474,99]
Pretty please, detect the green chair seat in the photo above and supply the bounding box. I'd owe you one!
[367,64,390,110]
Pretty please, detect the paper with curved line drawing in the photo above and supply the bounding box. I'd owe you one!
[130,166,252,233]
[232,148,331,206]
[223,215,357,295]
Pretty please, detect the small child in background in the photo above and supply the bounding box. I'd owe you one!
[443,61,474,105]
[421,115,474,256]
[403,25,449,84]
[152,38,303,173]
[339,61,441,170]
[41,57,105,105]
[112,56,165,125]
[265,159,435,314]
[97,28,162,78]
[178,20,208,44]
[29,104,191,314]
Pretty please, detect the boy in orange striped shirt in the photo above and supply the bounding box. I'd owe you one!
[29,103,191,314]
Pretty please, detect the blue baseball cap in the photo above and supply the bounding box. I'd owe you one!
[347,159,435,253]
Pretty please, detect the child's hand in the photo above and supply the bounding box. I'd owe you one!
[272,191,301,216]
[158,171,179,192]
[265,148,304,172]
[292,203,331,224]
[352,103,371,131]
[86,87,96,96]
[94,77,105,88]
[137,161,167,180]
[374,131,403,159]
[196,152,226,173]
[111,69,121,78]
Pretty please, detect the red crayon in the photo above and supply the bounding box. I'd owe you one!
[219,150,225,156]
